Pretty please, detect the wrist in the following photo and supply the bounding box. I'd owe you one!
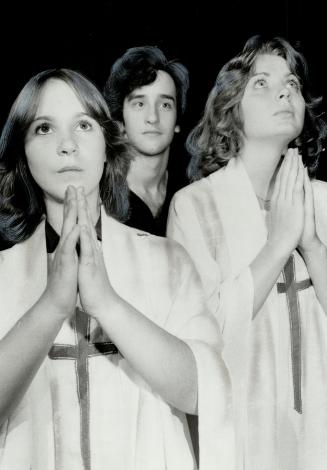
[266,236,295,261]
[40,290,75,320]
[298,239,326,259]
[83,291,119,321]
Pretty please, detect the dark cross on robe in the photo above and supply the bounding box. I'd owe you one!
[277,254,312,414]
[48,307,118,470]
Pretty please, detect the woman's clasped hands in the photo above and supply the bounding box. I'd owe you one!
[268,148,322,256]
[43,185,112,320]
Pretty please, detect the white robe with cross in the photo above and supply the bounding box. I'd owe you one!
[167,156,327,470]
[0,210,236,470]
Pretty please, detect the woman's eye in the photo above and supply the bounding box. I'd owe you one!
[35,123,52,135]
[288,79,300,91]
[254,78,267,88]
[77,120,92,131]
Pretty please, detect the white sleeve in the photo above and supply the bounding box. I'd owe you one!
[167,191,254,359]
[163,246,236,470]
[167,191,253,457]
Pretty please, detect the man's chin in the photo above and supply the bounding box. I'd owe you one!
[134,145,170,158]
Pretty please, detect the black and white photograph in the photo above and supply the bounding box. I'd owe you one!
[1,1,327,469]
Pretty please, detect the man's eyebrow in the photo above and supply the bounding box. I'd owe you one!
[126,93,145,101]
[126,93,176,102]
[159,94,176,102]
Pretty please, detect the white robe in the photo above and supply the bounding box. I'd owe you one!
[167,156,327,470]
[0,210,236,470]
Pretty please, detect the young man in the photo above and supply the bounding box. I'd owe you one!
[103,46,189,235]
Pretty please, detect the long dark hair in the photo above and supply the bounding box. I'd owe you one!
[0,68,130,247]
[187,36,326,181]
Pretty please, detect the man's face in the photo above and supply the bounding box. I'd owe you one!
[122,70,180,157]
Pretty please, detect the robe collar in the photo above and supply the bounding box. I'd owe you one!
[208,157,268,276]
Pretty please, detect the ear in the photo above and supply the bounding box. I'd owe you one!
[174,124,181,134]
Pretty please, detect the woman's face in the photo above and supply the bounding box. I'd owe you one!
[240,53,305,147]
[24,78,106,203]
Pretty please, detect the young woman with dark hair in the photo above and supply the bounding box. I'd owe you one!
[0,68,235,469]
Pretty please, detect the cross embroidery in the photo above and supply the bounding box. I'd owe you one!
[48,307,118,470]
[277,254,312,414]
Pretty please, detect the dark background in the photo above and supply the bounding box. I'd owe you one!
[1,0,326,178]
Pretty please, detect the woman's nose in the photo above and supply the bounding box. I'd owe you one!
[57,133,77,156]
[277,86,291,101]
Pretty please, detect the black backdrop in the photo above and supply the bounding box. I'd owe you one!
[1,0,326,178]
